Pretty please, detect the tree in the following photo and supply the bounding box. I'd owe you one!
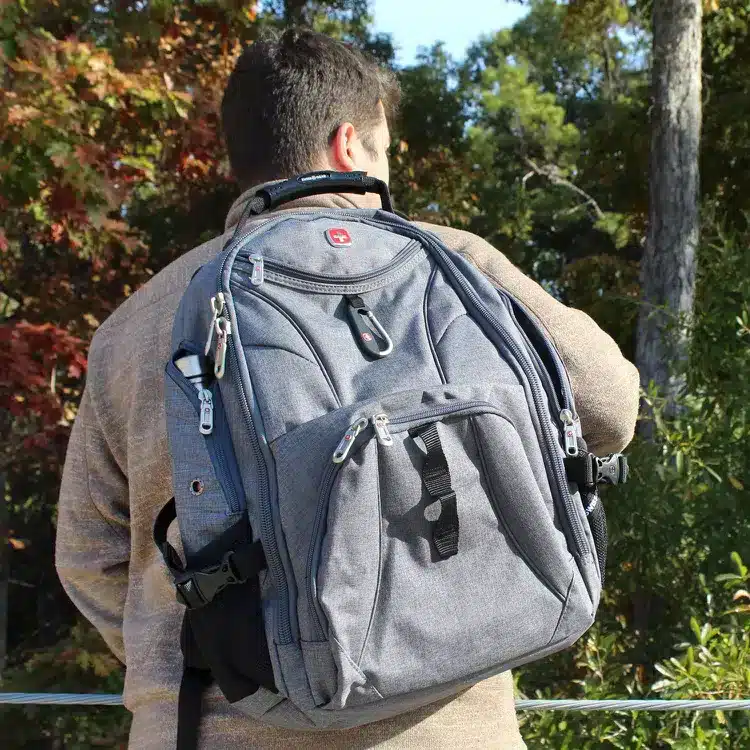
[636,0,702,414]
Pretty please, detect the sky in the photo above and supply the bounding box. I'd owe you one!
[371,0,528,67]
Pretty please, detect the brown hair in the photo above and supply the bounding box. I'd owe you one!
[221,28,401,188]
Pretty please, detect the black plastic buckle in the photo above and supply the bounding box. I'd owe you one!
[175,550,245,609]
[595,454,629,485]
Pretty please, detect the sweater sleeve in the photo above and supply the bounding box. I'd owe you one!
[422,223,640,455]
[56,366,130,664]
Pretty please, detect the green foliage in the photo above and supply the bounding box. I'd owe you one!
[0,621,129,748]
[517,219,750,748]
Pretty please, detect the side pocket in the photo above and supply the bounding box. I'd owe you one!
[166,343,246,559]
[582,488,607,583]
[181,516,277,702]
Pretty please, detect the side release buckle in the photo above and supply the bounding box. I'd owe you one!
[595,453,629,486]
[174,550,246,609]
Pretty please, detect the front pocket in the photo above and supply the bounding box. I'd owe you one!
[166,343,247,560]
[314,393,578,705]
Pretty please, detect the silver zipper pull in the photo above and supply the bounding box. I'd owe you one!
[250,255,264,286]
[198,388,214,435]
[372,413,393,446]
[332,417,369,463]
[214,317,232,379]
[205,293,225,355]
[560,409,579,457]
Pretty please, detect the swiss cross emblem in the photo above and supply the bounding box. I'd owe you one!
[361,332,373,342]
[325,227,352,247]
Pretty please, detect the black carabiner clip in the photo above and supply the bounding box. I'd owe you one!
[345,295,393,359]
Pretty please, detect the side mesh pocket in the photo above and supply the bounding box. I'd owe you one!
[582,488,607,584]
[154,500,277,702]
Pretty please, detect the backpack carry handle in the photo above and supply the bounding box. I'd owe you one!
[250,171,394,216]
[224,171,396,252]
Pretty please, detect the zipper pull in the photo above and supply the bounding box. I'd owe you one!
[372,413,393,447]
[250,255,264,286]
[560,409,579,457]
[332,417,369,463]
[198,388,214,435]
[205,293,225,355]
[214,317,232,379]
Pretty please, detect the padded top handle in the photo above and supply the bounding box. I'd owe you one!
[249,170,394,216]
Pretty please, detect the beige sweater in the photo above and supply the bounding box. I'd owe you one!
[56,187,639,749]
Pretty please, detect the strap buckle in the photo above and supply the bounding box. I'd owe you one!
[595,454,629,485]
[175,550,245,609]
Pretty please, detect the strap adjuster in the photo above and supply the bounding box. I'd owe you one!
[595,454,629,485]
[564,452,629,488]
[175,550,246,609]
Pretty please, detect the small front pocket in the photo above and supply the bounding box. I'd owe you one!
[166,342,246,560]
[312,389,581,706]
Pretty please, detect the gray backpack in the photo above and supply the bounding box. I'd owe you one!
[154,172,627,748]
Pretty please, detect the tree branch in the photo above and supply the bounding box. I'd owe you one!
[523,156,605,219]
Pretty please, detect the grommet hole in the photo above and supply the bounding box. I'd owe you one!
[190,479,205,496]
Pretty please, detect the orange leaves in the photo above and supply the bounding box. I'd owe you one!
[5,104,42,126]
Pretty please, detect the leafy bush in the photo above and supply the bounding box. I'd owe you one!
[517,220,750,748]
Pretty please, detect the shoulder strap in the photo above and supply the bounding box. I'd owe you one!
[177,615,213,750]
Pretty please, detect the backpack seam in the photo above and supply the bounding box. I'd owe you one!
[423,264,448,385]
[233,284,342,408]
[357,442,384,668]
[469,416,566,604]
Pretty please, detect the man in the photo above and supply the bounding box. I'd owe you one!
[56,28,639,749]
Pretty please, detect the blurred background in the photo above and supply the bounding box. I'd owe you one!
[1,1,749,747]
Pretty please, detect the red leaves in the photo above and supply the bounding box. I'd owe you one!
[0,321,88,428]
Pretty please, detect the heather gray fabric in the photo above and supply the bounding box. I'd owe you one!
[164,208,600,729]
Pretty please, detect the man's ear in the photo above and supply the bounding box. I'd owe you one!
[327,122,358,172]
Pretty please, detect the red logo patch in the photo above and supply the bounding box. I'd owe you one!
[361,332,374,342]
[325,228,352,247]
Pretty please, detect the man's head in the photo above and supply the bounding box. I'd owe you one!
[221,29,400,200]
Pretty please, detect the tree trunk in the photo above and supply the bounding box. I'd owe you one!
[636,0,702,420]
[283,0,308,24]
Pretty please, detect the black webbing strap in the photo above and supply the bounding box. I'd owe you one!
[177,615,213,750]
[153,499,266,609]
[411,423,459,559]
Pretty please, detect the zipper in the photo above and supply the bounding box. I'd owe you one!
[215,224,294,644]
[214,317,231,380]
[332,417,368,463]
[505,301,583,456]
[249,254,264,285]
[307,460,342,640]
[560,409,581,458]
[198,388,214,435]
[372,413,393,445]
[235,240,421,288]
[166,361,243,514]
[505,298,583,451]
[224,324,293,642]
[205,292,225,356]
